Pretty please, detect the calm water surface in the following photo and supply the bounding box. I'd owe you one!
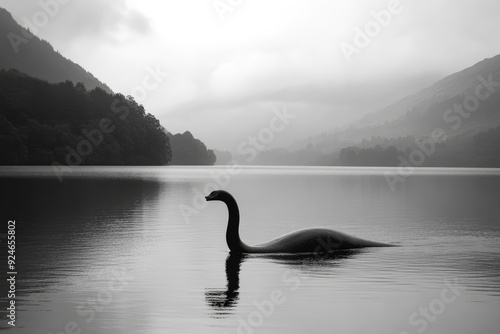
[1,166,500,334]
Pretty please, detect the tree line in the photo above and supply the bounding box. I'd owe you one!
[0,69,171,165]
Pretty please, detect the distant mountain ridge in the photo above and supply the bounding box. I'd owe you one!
[251,54,500,167]
[287,54,500,150]
[0,7,112,93]
[348,54,500,138]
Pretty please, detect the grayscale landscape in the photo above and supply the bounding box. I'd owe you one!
[1,1,499,333]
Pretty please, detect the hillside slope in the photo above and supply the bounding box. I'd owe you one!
[288,54,500,152]
[167,131,216,165]
[0,69,170,166]
[0,7,112,93]
[349,54,500,140]
[254,54,500,166]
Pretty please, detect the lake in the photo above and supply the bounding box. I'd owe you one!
[1,166,500,334]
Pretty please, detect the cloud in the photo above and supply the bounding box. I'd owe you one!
[58,0,152,43]
[0,0,152,43]
[2,0,500,151]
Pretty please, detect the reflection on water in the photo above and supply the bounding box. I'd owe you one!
[205,249,363,318]
[205,253,243,318]
[0,166,499,334]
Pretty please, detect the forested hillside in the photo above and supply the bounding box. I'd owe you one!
[0,69,171,165]
[167,131,216,165]
[0,7,112,93]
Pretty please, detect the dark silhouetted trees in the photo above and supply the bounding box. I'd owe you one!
[0,7,112,93]
[167,131,216,165]
[338,145,402,166]
[0,69,171,165]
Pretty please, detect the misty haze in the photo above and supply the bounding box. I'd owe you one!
[1,1,499,334]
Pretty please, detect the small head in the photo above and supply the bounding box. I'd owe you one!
[205,190,231,202]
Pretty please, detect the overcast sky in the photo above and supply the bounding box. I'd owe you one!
[1,0,500,151]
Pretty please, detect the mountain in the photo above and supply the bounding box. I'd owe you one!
[287,55,500,150]
[0,69,171,166]
[254,54,500,167]
[167,131,216,165]
[0,7,112,93]
[0,7,218,167]
[345,54,500,141]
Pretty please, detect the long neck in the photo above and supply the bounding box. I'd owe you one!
[222,194,247,253]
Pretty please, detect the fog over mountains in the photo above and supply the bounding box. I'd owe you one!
[0,7,112,93]
[0,7,216,166]
[252,55,500,167]
[351,54,500,138]
[1,4,499,167]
